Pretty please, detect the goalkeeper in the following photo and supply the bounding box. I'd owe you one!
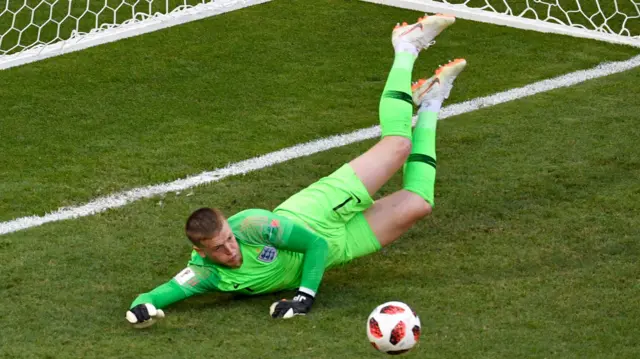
[126,14,467,327]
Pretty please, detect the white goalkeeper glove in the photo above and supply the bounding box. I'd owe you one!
[126,303,165,329]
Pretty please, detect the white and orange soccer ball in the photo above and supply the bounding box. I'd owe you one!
[366,301,421,355]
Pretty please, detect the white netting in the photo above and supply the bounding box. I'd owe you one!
[428,0,640,38]
[0,0,263,68]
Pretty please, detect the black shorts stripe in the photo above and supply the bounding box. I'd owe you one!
[383,90,413,105]
[407,154,436,169]
[332,197,353,211]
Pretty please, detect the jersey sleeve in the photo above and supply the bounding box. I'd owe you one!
[231,209,329,295]
[129,265,220,310]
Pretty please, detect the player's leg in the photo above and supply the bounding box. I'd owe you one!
[275,18,462,267]
[339,60,468,262]
[365,59,468,247]
[363,189,431,247]
[349,14,455,197]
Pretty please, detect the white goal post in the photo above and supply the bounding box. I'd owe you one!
[0,0,271,70]
[1,0,638,70]
[363,0,640,48]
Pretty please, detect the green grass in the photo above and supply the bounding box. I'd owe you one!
[0,0,638,222]
[1,0,638,54]
[2,67,640,358]
[1,0,640,358]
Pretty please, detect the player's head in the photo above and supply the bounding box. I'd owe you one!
[185,207,243,268]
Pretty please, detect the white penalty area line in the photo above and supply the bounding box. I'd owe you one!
[1,54,639,236]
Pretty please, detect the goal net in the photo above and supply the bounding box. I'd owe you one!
[0,0,269,69]
[1,0,638,70]
[365,0,640,47]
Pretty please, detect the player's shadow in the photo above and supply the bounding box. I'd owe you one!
[165,259,383,319]
[168,290,295,313]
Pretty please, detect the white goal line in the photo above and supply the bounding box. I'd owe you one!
[1,54,639,236]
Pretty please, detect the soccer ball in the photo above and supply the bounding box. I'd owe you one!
[366,301,421,355]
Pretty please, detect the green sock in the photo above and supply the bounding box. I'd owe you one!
[379,52,416,139]
[403,110,438,205]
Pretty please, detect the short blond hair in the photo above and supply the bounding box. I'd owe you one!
[185,207,224,247]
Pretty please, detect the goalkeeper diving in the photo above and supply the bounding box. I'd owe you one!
[126,14,467,327]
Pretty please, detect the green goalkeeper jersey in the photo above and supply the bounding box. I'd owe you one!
[130,209,329,309]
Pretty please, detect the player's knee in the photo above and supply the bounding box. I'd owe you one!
[414,199,432,219]
[407,195,432,220]
[386,136,412,162]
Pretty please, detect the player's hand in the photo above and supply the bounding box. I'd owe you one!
[125,303,165,329]
[269,291,314,319]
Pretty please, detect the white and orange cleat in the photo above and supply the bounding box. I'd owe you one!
[392,14,456,52]
[412,58,467,106]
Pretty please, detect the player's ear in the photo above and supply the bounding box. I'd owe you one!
[193,245,206,258]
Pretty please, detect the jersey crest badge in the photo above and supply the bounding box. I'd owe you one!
[257,246,278,263]
[174,267,196,285]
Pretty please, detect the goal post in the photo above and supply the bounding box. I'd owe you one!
[0,0,271,70]
[363,0,640,48]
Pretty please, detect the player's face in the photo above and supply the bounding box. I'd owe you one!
[196,220,243,268]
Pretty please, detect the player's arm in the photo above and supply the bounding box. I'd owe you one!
[235,210,329,318]
[125,266,218,328]
[269,215,329,297]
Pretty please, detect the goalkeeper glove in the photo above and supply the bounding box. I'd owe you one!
[269,290,314,319]
[126,303,165,329]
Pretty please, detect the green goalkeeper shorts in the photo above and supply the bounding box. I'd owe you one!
[273,164,381,268]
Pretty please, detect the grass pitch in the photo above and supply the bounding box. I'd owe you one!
[1,1,639,358]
